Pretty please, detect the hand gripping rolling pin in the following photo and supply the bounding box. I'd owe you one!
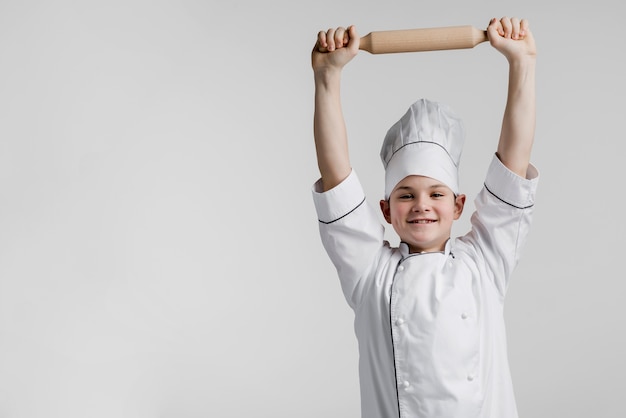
[356,25,488,54]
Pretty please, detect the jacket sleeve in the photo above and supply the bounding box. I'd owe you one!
[312,170,385,309]
[457,155,539,297]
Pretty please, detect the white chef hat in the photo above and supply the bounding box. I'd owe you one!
[380,98,464,198]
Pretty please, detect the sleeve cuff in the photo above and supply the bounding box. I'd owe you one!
[484,154,540,209]
[312,170,366,224]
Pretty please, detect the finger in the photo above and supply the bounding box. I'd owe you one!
[520,18,530,38]
[486,17,498,31]
[491,17,504,37]
[345,25,360,53]
[347,25,357,47]
[500,16,512,38]
[317,30,328,49]
[510,17,521,40]
[334,27,347,48]
[486,17,501,40]
[326,28,336,51]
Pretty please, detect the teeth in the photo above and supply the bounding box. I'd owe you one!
[412,220,433,224]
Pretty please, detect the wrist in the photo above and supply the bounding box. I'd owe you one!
[314,67,343,88]
[507,53,537,68]
[508,57,536,80]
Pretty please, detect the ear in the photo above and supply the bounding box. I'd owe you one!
[379,199,392,224]
[453,194,466,220]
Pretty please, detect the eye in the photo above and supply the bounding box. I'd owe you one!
[431,192,445,198]
[398,194,413,200]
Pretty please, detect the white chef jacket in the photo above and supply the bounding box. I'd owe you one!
[312,155,539,418]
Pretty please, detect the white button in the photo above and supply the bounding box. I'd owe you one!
[467,374,475,382]
[402,381,410,389]
[397,265,404,272]
[395,318,405,326]
[461,313,468,320]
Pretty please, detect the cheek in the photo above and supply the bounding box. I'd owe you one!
[444,206,459,220]
[391,203,409,216]
[388,205,405,223]
[433,202,454,218]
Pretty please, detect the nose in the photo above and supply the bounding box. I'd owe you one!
[412,197,430,212]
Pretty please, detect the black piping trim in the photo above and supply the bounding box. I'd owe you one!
[484,183,534,210]
[317,197,366,224]
[385,140,458,169]
[389,261,401,417]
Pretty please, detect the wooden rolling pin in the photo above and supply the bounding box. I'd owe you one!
[335,25,488,54]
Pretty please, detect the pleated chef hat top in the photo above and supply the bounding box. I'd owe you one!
[380,98,464,198]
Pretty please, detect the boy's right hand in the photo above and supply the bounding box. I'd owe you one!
[486,17,536,64]
[311,25,360,74]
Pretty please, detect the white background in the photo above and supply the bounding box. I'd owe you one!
[1,1,624,417]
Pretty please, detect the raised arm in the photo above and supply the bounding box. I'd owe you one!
[487,17,537,178]
[311,26,360,191]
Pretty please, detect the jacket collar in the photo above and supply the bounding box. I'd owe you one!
[399,238,453,258]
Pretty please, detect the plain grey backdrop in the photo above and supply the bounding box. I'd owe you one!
[1,0,624,417]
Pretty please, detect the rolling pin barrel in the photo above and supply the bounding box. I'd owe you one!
[359,25,488,54]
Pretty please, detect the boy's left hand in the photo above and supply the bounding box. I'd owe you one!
[487,17,536,63]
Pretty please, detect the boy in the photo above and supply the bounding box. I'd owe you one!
[310,17,538,418]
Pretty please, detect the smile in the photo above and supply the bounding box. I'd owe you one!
[409,219,436,224]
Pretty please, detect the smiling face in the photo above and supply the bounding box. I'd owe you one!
[380,175,466,254]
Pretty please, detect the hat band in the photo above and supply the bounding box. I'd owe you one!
[384,142,459,198]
